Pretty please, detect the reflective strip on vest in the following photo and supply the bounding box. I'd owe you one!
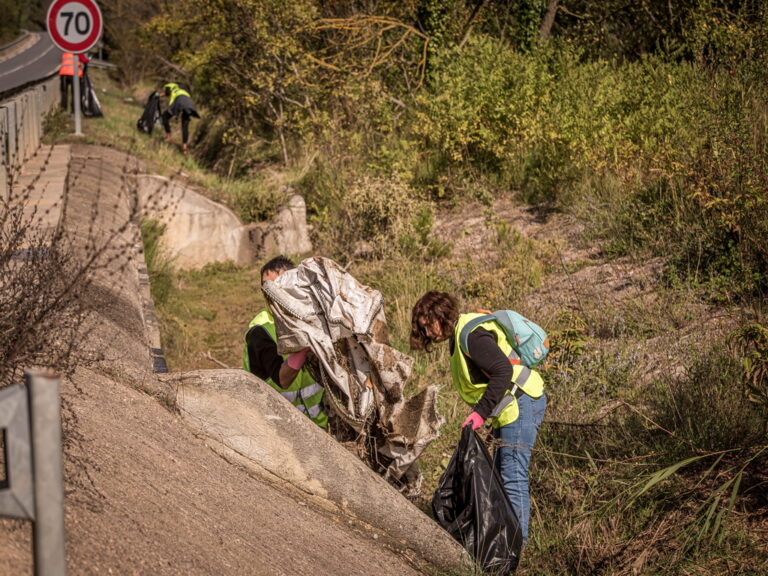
[305,403,322,419]
[244,310,328,428]
[516,366,532,387]
[450,313,544,428]
[300,382,323,400]
[59,53,84,77]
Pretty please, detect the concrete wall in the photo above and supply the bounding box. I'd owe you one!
[136,174,313,270]
[1,76,58,200]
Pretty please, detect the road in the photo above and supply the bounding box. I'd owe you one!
[0,32,61,97]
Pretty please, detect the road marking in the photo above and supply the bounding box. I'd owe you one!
[0,38,57,79]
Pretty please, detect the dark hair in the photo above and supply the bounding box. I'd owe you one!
[260,255,295,281]
[410,291,460,351]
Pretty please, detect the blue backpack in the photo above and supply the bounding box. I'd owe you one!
[459,310,550,367]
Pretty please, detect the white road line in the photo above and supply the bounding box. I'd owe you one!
[0,38,57,79]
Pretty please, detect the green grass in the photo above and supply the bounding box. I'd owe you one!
[153,262,264,371]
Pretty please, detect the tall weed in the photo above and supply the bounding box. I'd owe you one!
[140,219,174,305]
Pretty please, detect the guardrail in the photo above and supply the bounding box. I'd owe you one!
[0,370,68,576]
[1,76,59,201]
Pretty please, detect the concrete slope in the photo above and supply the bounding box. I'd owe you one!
[0,144,467,575]
[135,174,313,269]
[168,368,466,571]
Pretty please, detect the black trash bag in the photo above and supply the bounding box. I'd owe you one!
[81,70,103,118]
[136,91,162,134]
[432,426,523,575]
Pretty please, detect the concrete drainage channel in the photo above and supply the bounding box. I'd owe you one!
[135,174,312,270]
[134,173,314,374]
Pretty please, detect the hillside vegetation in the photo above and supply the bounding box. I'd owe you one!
[44,1,768,575]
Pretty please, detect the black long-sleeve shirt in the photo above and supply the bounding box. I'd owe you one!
[245,325,283,384]
[450,326,513,419]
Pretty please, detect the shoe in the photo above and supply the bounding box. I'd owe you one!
[182,144,189,155]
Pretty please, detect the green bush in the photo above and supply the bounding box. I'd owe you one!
[413,38,702,206]
[601,60,768,301]
[307,174,436,261]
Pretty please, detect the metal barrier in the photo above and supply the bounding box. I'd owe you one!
[0,369,67,576]
[1,76,59,201]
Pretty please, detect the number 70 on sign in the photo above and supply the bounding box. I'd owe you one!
[47,0,103,54]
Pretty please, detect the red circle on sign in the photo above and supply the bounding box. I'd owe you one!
[47,0,103,53]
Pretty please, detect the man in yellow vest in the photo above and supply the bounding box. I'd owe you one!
[161,82,200,154]
[59,52,88,112]
[243,256,328,429]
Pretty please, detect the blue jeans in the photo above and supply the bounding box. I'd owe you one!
[492,392,546,542]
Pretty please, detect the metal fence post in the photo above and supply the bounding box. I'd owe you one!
[0,383,34,519]
[25,369,67,576]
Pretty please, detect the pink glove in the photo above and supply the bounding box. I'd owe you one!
[286,347,310,370]
[462,411,484,430]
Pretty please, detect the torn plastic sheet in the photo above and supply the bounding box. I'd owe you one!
[262,256,444,492]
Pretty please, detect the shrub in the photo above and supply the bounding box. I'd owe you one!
[650,349,766,453]
[308,174,435,261]
[413,37,702,206]
[729,322,768,416]
[0,207,91,387]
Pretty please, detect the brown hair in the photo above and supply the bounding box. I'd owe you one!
[410,291,460,351]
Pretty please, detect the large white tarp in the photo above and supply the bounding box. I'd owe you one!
[262,257,443,491]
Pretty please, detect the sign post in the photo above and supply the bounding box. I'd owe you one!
[46,0,103,136]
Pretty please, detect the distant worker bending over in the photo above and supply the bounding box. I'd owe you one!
[161,82,200,154]
[243,256,328,429]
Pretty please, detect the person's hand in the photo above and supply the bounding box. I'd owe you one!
[462,411,484,430]
[286,347,310,370]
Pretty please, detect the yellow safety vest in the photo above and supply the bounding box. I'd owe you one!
[243,310,328,429]
[163,83,191,107]
[450,313,544,427]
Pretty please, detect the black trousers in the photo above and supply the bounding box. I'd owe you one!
[162,109,192,144]
[59,76,84,111]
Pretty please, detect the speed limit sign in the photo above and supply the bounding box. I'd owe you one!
[47,0,103,54]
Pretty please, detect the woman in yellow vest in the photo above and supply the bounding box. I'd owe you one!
[410,291,546,545]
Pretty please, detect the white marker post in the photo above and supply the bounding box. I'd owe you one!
[72,56,81,134]
[46,0,103,136]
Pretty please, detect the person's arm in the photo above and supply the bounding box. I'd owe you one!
[466,327,513,419]
[277,348,309,389]
[245,326,305,389]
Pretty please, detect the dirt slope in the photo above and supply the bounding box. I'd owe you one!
[433,197,738,384]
